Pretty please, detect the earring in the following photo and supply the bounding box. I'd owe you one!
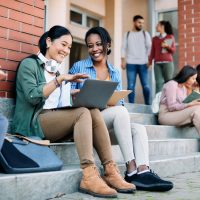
[107,47,111,55]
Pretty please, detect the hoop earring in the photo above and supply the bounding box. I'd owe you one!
[107,47,111,55]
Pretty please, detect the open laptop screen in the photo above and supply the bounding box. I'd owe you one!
[72,79,118,109]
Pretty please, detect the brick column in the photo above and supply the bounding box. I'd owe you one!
[178,0,200,68]
[0,0,45,98]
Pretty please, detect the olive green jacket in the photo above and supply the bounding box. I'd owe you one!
[12,57,46,138]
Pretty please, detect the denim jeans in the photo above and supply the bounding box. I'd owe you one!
[126,64,151,105]
[0,114,8,150]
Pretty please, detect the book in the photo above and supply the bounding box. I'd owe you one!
[182,90,200,103]
[161,38,173,53]
[107,90,132,106]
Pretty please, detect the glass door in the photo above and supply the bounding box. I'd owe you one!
[157,10,178,73]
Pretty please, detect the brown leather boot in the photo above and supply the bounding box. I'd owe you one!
[103,162,136,193]
[79,165,117,198]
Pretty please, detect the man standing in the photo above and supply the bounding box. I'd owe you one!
[121,15,151,105]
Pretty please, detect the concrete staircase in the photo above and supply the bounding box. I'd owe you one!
[0,103,200,200]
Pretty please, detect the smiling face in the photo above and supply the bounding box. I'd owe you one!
[45,34,72,63]
[86,33,107,63]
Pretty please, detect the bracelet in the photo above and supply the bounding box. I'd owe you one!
[53,77,60,88]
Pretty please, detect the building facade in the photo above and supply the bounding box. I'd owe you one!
[0,0,200,104]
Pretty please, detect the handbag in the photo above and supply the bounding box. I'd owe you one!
[0,134,63,174]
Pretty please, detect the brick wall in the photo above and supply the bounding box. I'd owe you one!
[178,0,200,68]
[0,0,45,98]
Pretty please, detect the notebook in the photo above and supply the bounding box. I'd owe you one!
[72,79,119,109]
[161,38,173,53]
[107,90,131,106]
[182,90,200,103]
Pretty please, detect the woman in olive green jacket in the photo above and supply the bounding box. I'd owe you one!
[12,25,134,198]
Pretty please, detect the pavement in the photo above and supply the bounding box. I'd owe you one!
[49,171,200,200]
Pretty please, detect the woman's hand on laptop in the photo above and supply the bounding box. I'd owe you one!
[71,89,80,102]
[71,89,80,96]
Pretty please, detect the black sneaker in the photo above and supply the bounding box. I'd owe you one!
[124,171,173,192]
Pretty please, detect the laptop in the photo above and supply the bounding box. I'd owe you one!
[72,79,118,109]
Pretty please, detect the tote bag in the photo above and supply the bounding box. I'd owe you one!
[0,134,63,174]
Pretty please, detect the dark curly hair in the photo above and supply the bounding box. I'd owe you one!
[85,26,112,55]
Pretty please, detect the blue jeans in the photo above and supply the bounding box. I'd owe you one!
[0,114,8,150]
[126,64,151,105]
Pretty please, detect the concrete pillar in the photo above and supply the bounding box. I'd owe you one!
[105,0,122,69]
[45,0,69,30]
[148,0,155,99]
[44,0,70,71]
[148,0,155,36]
[113,0,122,69]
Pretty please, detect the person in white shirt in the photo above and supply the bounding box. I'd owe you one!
[121,15,151,105]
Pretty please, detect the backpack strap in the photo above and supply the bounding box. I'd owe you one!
[126,30,146,46]
[143,30,146,39]
[126,31,130,40]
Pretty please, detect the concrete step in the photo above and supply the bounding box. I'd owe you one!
[0,165,82,200]
[1,100,153,121]
[1,152,200,200]
[129,112,157,125]
[149,138,199,156]
[125,103,153,114]
[112,139,200,161]
[117,152,200,178]
[150,152,200,177]
[140,124,199,139]
[50,138,199,165]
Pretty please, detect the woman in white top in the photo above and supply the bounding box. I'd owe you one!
[12,25,135,198]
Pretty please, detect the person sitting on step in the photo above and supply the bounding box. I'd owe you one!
[12,25,135,198]
[69,26,173,192]
[159,65,200,135]
[194,64,200,93]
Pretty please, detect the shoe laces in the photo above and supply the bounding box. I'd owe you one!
[150,169,160,178]
[108,162,120,174]
[86,166,108,186]
[92,166,102,179]
[84,165,101,180]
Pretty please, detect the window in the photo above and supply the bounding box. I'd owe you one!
[158,10,178,42]
[70,7,101,28]
[70,10,82,25]
[70,42,88,68]
[87,16,99,28]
